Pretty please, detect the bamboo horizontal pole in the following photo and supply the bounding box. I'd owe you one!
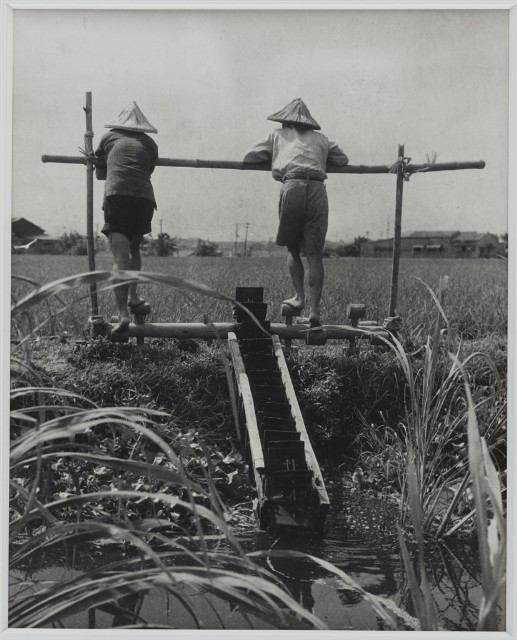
[41,155,486,174]
[105,321,390,341]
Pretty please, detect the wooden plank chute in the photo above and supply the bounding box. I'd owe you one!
[272,335,329,503]
[227,334,265,473]
[227,288,330,533]
[227,332,268,529]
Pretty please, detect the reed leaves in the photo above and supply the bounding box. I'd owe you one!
[388,278,506,631]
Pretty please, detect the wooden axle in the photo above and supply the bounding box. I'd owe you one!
[41,155,486,175]
[101,320,390,341]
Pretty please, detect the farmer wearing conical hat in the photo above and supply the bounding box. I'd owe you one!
[95,102,158,333]
[243,98,349,327]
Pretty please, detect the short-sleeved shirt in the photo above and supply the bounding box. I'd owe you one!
[95,129,158,207]
[243,127,349,181]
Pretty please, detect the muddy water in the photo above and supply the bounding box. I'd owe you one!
[10,482,484,631]
[237,478,484,631]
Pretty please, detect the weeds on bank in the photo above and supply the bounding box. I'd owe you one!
[9,270,403,630]
[9,270,507,631]
[378,277,506,631]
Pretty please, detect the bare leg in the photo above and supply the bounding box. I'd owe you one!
[284,246,305,309]
[306,253,324,326]
[128,235,144,305]
[109,232,131,331]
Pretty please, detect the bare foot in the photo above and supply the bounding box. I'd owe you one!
[112,317,130,334]
[128,299,148,310]
[282,296,305,311]
[309,314,322,328]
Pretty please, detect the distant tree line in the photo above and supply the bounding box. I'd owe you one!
[58,231,180,257]
[55,231,507,259]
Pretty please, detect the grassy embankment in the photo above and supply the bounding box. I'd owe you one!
[12,254,507,470]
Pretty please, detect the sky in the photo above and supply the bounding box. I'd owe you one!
[11,8,509,243]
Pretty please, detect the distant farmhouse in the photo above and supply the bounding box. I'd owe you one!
[12,218,63,254]
[360,231,502,259]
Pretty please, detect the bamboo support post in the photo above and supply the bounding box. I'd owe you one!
[389,144,405,317]
[84,92,98,315]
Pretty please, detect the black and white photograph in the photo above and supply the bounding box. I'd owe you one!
[3,1,514,636]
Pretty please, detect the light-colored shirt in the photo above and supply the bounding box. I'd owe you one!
[95,129,158,206]
[243,127,349,182]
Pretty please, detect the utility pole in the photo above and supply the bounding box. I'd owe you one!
[234,224,239,256]
[243,222,250,257]
[159,219,163,234]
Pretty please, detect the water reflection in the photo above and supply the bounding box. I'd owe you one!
[237,481,484,631]
[9,485,486,630]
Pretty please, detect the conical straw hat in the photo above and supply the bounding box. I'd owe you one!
[105,102,158,133]
[267,98,320,130]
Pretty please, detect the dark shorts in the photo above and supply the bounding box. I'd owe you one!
[276,180,329,255]
[101,195,155,241]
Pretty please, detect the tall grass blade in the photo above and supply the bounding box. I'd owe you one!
[402,446,439,630]
[449,355,506,631]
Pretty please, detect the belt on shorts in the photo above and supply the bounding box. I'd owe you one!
[282,174,325,183]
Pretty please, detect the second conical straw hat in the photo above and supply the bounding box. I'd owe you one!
[105,102,158,133]
[267,98,320,130]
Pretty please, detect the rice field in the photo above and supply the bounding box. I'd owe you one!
[11,254,508,342]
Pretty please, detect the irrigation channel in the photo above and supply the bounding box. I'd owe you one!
[11,482,483,631]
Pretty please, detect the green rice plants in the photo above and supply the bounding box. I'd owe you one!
[12,255,508,341]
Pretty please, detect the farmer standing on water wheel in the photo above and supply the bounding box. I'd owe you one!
[243,98,349,327]
[95,102,158,334]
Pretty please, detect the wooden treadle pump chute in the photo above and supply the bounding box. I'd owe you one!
[228,287,330,531]
[42,92,486,533]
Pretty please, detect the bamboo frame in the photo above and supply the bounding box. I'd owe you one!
[42,95,485,323]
